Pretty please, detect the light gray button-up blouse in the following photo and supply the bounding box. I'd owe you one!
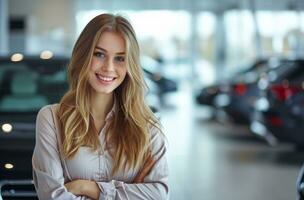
[32,104,169,200]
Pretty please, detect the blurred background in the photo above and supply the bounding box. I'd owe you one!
[1,0,304,199]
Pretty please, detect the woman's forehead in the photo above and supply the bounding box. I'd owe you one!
[95,31,126,54]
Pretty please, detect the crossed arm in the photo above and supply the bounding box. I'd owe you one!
[64,153,157,199]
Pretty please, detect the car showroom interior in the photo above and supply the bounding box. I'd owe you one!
[1,0,304,199]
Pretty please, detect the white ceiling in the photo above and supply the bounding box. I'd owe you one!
[75,0,304,12]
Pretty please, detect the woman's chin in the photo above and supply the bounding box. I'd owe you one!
[93,89,114,95]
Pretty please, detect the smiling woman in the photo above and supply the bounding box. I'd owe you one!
[32,13,169,200]
[88,31,127,95]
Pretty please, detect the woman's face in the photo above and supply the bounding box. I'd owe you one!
[88,31,127,95]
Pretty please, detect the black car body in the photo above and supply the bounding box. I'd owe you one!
[250,59,304,147]
[213,59,271,124]
[141,56,178,107]
[196,59,268,108]
[0,56,68,199]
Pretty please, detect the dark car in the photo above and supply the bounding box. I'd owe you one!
[141,56,178,92]
[0,56,67,199]
[212,58,274,124]
[141,56,178,107]
[196,59,268,108]
[250,59,304,147]
[0,180,37,200]
[196,84,221,106]
[143,68,177,94]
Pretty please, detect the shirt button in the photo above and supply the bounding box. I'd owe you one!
[97,172,107,179]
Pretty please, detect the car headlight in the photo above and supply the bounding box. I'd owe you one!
[2,123,13,133]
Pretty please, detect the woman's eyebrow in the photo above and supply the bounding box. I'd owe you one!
[95,46,106,51]
[95,46,125,55]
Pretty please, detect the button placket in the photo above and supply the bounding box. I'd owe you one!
[97,150,107,181]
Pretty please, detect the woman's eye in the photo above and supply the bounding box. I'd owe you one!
[94,52,105,58]
[115,56,125,62]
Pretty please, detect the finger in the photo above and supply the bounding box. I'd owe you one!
[133,153,156,183]
[137,155,153,177]
[142,152,152,167]
[140,157,156,176]
[134,157,156,183]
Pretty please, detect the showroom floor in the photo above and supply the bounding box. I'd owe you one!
[160,82,304,200]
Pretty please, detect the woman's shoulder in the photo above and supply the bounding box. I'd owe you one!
[148,124,168,162]
[37,103,59,122]
[149,124,166,148]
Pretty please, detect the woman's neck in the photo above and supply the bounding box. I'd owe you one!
[90,92,114,121]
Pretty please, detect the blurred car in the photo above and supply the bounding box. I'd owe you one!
[0,56,67,181]
[250,59,304,147]
[212,58,271,124]
[141,55,178,94]
[0,57,64,189]
[0,180,37,200]
[213,58,301,124]
[143,68,177,94]
[141,55,178,106]
[196,59,268,108]
[196,84,220,106]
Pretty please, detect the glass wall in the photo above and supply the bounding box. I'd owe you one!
[195,12,216,86]
[224,10,256,76]
[209,10,304,82]
[256,11,304,56]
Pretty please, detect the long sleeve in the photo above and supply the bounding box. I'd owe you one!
[96,127,169,200]
[32,105,86,200]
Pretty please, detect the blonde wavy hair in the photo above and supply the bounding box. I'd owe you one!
[58,13,161,175]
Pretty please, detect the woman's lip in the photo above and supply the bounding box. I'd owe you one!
[95,74,116,83]
[95,73,116,78]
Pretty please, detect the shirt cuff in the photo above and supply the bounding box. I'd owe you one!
[97,180,123,200]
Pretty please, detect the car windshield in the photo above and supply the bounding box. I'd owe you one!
[266,60,304,83]
[0,57,69,113]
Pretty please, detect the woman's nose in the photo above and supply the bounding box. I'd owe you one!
[101,58,115,71]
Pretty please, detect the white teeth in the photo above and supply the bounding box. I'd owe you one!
[96,74,115,81]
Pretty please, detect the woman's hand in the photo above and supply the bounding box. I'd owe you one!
[65,179,100,199]
[133,153,156,183]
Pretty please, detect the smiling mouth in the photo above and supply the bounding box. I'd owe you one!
[95,73,116,82]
